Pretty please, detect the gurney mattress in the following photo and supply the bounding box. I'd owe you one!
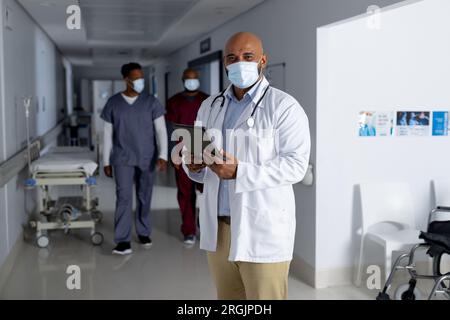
[31,147,98,176]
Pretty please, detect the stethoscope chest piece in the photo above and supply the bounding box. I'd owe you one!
[247,117,255,128]
[208,85,270,130]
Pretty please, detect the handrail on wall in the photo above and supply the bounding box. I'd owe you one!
[0,121,64,188]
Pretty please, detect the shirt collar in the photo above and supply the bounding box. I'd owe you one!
[225,76,269,105]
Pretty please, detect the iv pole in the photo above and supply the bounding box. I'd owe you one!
[23,97,32,174]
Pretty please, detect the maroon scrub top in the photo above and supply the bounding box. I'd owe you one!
[166,91,209,125]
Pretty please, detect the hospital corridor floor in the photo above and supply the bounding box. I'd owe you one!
[0,173,375,300]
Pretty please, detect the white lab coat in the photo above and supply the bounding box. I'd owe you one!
[183,77,311,263]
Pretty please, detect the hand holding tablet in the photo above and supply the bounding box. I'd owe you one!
[172,123,221,161]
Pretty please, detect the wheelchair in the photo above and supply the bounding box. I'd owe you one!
[377,207,450,300]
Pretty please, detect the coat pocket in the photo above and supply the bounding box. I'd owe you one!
[243,206,289,237]
[242,205,290,256]
[246,129,276,163]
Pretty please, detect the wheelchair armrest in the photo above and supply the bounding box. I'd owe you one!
[436,206,450,211]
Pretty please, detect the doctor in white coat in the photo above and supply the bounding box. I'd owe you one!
[182,32,310,300]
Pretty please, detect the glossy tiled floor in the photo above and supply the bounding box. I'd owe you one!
[0,172,390,300]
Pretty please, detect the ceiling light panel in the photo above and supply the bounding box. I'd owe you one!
[79,0,199,42]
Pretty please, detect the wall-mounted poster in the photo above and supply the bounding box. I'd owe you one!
[396,111,430,136]
[358,111,393,137]
[375,112,394,136]
[432,111,449,136]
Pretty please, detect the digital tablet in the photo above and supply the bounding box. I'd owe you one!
[172,123,218,158]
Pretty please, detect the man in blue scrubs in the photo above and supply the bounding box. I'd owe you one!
[101,62,168,255]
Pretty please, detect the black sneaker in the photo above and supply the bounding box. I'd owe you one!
[112,242,132,255]
[138,235,152,248]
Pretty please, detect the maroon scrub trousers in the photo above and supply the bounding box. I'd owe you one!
[166,91,208,236]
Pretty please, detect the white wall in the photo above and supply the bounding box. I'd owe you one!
[92,80,112,138]
[2,0,64,155]
[0,0,65,269]
[34,27,65,135]
[150,60,170,106]
[0,0,7,269]
[73,65,153,109]
[63,58,74,116]
[72,66,122,110]
[316,0,450,287]
[154,0,403,279]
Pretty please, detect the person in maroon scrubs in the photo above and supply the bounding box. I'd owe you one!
[166,68,209,245]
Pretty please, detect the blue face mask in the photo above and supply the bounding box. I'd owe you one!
[132,78,145,94]
[184,79,200,92]
[226,61,261,89]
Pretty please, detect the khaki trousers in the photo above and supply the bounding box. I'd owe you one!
[207,220,290,300]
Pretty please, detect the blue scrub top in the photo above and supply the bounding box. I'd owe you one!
[101,93,165,169]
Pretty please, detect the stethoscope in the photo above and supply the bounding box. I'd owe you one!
[207,85,271,129]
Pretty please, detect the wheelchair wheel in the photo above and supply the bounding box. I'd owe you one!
[394,283,422,300]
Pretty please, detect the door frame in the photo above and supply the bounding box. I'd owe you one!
[164,71,170,105]
[0,3,6,162]
[188,50,223,91]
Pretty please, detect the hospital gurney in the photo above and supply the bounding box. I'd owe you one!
[26,147,104,248]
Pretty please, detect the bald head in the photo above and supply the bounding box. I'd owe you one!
[182,68,199,80]
[224,32,267,69]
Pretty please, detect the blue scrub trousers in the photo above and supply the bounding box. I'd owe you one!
[113,165,154,243]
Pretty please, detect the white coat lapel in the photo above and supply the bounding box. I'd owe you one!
[233,77,270,129]
[209,98,229,150]
[233,101,256,130]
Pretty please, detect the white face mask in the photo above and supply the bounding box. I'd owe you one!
[226,61,261,89]
[132,78,145,94]
[184,79,200,92]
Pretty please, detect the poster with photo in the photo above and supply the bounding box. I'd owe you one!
[432,111,449,136]
[396,111,430,136]
[358,111,393,137]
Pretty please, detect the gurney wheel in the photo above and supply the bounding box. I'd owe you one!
[36,235,49,248]
[91,232,104,246]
